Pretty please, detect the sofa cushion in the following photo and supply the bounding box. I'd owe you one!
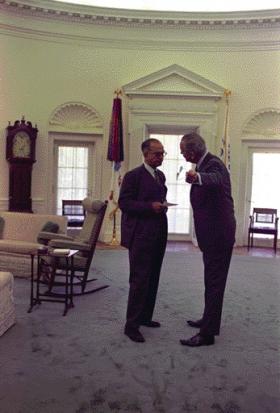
[0,240,41,255]
[0,212,67,243]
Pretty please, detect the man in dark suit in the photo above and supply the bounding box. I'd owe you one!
[118,138,168,343]
[179,132,236,347]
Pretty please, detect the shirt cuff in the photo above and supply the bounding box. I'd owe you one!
[194,172,202,185]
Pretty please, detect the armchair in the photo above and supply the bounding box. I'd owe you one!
[248,208,278,253]
[38,198,108,295]
[62,199,85,228]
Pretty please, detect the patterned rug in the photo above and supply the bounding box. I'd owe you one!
[0,250,279,413]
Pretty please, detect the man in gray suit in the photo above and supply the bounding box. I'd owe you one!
[180,132,236,347]
[118,138,168,343]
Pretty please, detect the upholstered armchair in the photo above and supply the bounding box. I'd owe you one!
[38,198,108,295]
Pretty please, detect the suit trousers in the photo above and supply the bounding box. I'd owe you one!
[125,224,167,331]
[199,244,233,336]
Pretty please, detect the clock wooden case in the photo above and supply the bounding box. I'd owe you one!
[6,118,38,212]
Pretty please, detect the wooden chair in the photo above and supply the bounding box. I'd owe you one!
[62,200,85,228]
[38,198,108,295]
[248,208,278,253]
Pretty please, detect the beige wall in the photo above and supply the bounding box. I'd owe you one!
[0,2,279,244]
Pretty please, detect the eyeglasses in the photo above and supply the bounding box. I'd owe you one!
[148,150,167,157]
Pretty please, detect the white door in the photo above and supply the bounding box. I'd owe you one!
[54,142,94,215]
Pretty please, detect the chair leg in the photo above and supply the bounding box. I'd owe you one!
[47,266,56,292]
[274,235,277,253]
[248,233,252,249]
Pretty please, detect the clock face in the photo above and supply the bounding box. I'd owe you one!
[12,131,31,158]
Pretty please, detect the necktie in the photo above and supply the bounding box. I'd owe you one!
[154,169,161,185]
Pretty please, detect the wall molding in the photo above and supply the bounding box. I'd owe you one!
[123,65,223,169]
[0,1,279,29]
[1,24,279,51]
[242,108,280,136]
[123,64,225,99]
[0,1,279,50]
[49,101,103,133]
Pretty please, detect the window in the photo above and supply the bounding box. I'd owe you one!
[150,134,192,235]
[55,143,93,215]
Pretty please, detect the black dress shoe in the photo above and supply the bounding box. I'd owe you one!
[140,320,161,328]
[124,328,145,343]
[187,319,203,328]
[180,333,215,347]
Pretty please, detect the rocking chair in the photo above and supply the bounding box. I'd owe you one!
[38,198,108,295]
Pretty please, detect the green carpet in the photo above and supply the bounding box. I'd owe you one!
[0,250,279,413]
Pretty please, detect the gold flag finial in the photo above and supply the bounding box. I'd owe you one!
[114,89,122,97]
[224,89,231,99]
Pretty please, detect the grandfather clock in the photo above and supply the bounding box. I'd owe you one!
[6,117,38,212]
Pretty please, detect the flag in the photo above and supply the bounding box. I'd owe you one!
[220,89,231,171]
[107,90,124,201]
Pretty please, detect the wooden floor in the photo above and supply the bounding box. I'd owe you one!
[98,240,279,258]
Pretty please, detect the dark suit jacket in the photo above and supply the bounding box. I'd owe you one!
[191,153,236,251]
[118,164,167,249]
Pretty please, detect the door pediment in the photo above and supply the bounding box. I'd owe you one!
[123,64,225,98]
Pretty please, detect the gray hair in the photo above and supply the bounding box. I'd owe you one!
[181,132,206,157]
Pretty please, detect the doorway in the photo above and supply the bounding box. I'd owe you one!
[242,145,280,246]
[250,150,280,243]
[250,151,280,213]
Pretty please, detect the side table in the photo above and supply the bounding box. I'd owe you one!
[28,248,79,316]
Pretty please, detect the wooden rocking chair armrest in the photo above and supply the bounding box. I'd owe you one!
[38,232,74,242]
[49,239,90,251]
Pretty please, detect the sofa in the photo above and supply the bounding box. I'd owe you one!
[0,271,16,336]
[0,212,67,278]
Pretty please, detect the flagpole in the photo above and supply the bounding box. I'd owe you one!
[107,89,124,246]
[222,89,231,169]
[109,162,115,201]
[109,161,120,246]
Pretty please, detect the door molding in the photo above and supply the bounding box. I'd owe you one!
[122,65,225,171]
[238,139,280,246]
[46,102,104,214]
